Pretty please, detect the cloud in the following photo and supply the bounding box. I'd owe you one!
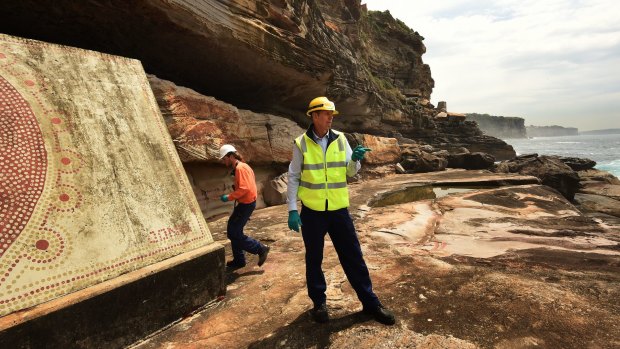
[362,0,620,131]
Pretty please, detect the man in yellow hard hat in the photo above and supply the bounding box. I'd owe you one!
[286,96,395,325]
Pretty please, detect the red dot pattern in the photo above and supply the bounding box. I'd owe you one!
[0,40,210,315]
[35,239,49,250]
[0,75,47,258]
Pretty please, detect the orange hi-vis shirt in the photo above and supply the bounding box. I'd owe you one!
[228,162,257,204]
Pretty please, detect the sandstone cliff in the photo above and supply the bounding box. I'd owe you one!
[465,113,527,139]
[1,0,514,160]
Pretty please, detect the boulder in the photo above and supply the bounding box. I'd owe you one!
[574,193,620,218]
[447,152,495,170]
[578,169,620,185]
[550,156,596,171]
[578,183,620,201]
[263,173,289,207]
[400,152,447,173]
[346,133,401,165]
[492,155,580,200]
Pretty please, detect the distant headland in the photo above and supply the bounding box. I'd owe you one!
[464,113,581,138]
[580,128,620,135]
[526,125,578,137]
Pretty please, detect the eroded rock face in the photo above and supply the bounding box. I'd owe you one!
[2,1,430,127]
[148,75,304,165]
[1,0,512,156]
[575,168,620,220]
[417,119,516,161]
[148,75,302,217]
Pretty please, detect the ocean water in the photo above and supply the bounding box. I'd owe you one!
[505,133,620,178]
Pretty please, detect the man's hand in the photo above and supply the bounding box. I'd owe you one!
[352,145,372,161]
[288,210,302,232]
[220,194,229,202]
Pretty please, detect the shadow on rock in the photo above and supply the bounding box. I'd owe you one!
[248,310,372,349]
[226,269,265,284]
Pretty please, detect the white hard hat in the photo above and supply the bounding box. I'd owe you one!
[218,144,237,159]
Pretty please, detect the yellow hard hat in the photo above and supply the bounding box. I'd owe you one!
[306,96,339,116]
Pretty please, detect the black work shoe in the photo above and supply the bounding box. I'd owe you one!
[257,245,270,267]
[363,305,396,325]
[311,303,329,323]
[226,260,246,270]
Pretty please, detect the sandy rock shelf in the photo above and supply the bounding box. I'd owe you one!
[132,170,620,349]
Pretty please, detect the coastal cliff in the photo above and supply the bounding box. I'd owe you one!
[465,113,527,139]
[527,125,579,137]
[1,0,514,160]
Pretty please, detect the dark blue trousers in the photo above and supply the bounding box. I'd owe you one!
[227,201,262,264]
[300,206,380,309]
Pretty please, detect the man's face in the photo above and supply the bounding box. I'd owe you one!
[221,154,232,167]
[313,110,334,130]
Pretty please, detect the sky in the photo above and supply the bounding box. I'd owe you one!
[362,0,620,131]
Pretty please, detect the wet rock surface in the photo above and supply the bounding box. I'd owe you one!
[131,171,620,349]
[575,169,620,228]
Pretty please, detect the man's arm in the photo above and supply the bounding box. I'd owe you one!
[286,144,303,212]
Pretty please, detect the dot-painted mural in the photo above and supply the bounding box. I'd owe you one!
[0,34,214,317]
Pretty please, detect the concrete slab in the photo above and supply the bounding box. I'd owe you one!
[0,244,224,348]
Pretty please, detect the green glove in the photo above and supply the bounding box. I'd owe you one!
[288,210,302,232]
[351,145,372,161]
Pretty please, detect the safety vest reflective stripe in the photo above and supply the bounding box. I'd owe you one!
[327,182,347,189]
[295,131,349,211]
[302,163,324,170]
[299,181,347,189]
[299,181,325,190]
[326,161,346,168]
[303,161,345,170]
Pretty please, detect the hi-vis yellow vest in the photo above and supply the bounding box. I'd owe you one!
[295,131,349,211]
